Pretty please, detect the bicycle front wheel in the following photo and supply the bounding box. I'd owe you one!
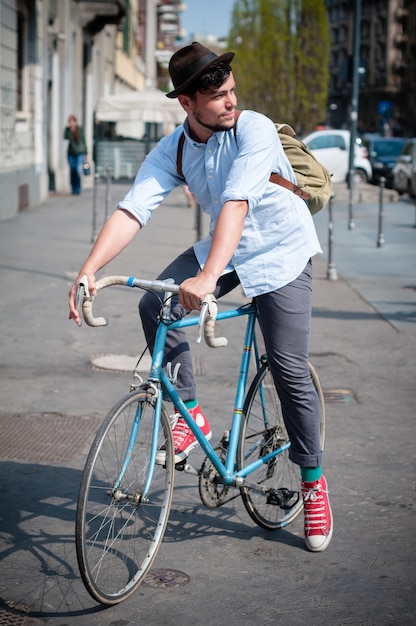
[238,360,325,531]
[76,390,174,605]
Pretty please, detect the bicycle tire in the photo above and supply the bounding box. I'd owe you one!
[238,359,325,531]
[76,389,175,605]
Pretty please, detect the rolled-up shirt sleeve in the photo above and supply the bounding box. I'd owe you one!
[117,129,184,227]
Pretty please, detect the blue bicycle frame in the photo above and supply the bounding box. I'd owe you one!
[145,298,288,488]
[80,275,293,495]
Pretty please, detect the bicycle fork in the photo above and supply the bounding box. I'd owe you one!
[109,383,163,505]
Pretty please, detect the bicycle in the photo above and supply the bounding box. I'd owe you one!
[75,275,325,605]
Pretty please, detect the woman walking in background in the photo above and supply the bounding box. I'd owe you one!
[64,114,87,195]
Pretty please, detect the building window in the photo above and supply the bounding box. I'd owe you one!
[122,0,131,54]
[17,10,26,111]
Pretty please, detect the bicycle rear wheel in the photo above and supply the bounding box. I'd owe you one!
[76,389,174,605]
[238,359,325,531]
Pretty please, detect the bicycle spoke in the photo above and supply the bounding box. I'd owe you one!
[238,362,325,530]
[76,391,174,604]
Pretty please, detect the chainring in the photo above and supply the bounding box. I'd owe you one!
[198,444,235,509]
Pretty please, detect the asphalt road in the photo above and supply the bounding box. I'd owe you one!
[0,182,415,625]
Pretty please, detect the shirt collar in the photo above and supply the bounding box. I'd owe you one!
[183,118,228,146]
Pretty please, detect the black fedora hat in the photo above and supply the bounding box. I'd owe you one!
[166,41,234,99]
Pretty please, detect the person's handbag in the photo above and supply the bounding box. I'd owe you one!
[83,161,91,176]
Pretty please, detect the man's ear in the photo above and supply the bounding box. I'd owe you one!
[178,94,192,112]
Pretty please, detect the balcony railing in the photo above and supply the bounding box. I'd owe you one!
[77,0,126,34]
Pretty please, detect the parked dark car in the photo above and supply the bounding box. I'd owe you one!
[362,136,407,187]
[392,138,416,197]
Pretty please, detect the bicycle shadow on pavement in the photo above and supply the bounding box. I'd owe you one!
[162,481,305,551]
[0,459,305,619]
[0,460,107,619]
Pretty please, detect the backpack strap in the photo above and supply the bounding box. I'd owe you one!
[269,172,310,201]
[177,132,186,179]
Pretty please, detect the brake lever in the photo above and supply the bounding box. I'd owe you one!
[75,275,90,326]
[196,299,210,344]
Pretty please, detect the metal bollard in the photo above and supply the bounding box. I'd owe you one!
[194,203,203,241]
[348,169,355,230]
[104,167,112,221]
[91,172,100,243]
[327,194,338,280]
[377,177,385,247]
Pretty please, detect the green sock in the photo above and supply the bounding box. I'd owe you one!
[184,399,197,409]
[301,466,322,483]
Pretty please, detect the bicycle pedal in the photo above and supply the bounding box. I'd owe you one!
[183,463,199,476]
[174,459,187,471]
[266,487,299,510]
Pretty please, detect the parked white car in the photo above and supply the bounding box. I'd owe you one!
[301,129,372,184]
[392,138,416,198]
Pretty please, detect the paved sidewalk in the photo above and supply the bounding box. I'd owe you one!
[0,182,415,625]
[314,183,416,333]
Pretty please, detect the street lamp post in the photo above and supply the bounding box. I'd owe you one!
[145,0,157,88]
[348,0,362,230]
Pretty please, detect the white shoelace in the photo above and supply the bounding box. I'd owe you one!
[172,419,193,449]
[303,483,328,532]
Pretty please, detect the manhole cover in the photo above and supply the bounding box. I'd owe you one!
[0,606,41,625]
[91,354,151,372]
[0,609,25,626]
[0,413,103,463]
[142,568,190,589]
[92,354,205,375]
[324,389,355,403]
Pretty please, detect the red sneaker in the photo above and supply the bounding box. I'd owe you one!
[156,404,212,465]
[302,475,333,552]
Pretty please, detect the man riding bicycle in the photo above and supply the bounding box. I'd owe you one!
[68,41,333,552]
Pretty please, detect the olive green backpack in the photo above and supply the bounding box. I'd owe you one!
[273,122,332,214]
[176,111,332,215]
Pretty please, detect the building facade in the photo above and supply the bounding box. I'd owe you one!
[0,0,186,220]
[326,0,416,136]
[3,1,415,220]
[0,0,153,220]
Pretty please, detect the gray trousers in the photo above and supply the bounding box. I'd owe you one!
[139,247,322,468]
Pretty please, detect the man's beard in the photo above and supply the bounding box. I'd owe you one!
[194,112,235,133]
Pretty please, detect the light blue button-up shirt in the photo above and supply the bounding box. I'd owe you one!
[118,110,322,297]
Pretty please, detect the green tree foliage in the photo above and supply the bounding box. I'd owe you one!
[228,0,330,133]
